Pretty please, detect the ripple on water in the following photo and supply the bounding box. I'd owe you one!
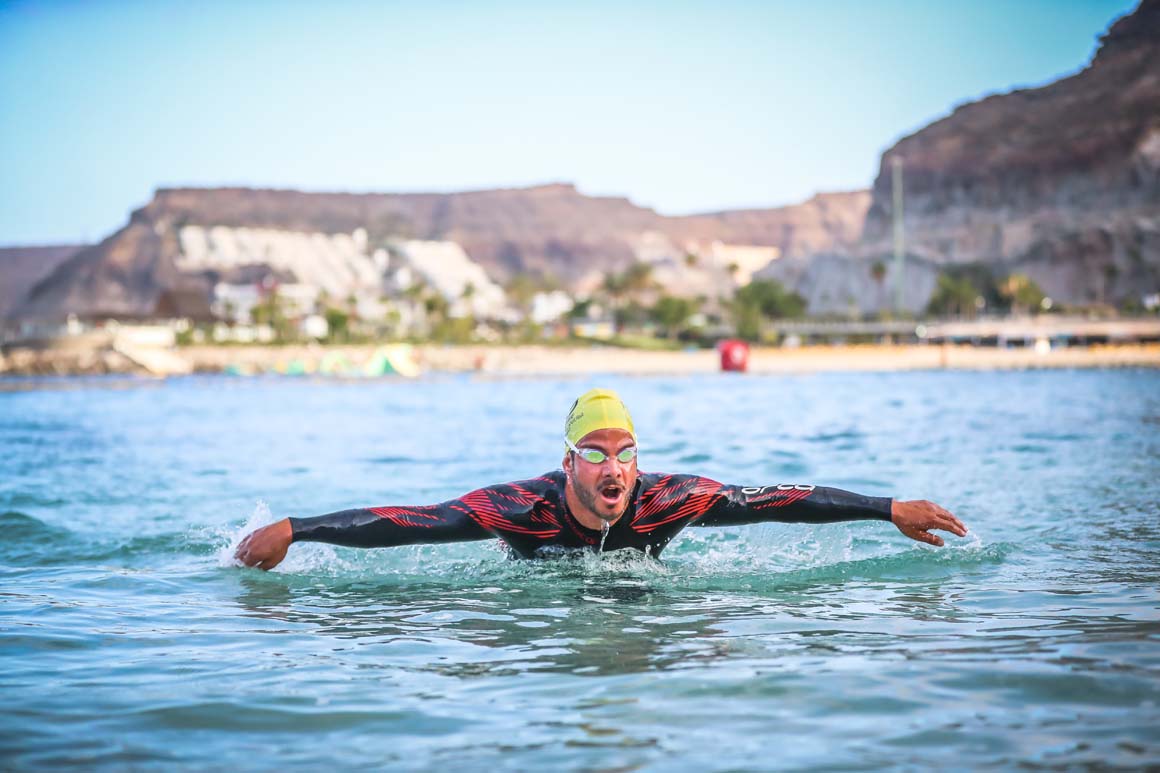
[3,371,1160,769]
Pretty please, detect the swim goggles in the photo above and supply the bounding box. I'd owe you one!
[565,437,638,464]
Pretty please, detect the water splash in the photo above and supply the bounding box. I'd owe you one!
[598,520,610,553]
[215,500,338,573]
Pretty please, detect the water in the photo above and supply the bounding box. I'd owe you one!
[2,370,1158,769]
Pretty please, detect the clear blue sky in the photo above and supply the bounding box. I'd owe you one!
[0,0,1139,245]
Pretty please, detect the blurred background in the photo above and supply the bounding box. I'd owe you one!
[1,0,1157,371]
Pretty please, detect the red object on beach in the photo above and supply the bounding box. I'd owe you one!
[719,339,749,372]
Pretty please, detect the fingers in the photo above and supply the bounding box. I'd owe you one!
[943,519,968,537]
[907,527,944,547]
[928,503,968,536]
[909,500,969,537]
[930,512,967,537]
[898,522,945,547]
[234,537,265,568]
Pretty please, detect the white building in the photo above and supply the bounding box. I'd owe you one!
[531,291,574,324]
[178,226,382,299]
[394,240,509,320]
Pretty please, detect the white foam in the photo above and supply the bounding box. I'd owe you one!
[215,500,338,573]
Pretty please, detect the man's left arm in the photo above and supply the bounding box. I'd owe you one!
[690,480,968,546]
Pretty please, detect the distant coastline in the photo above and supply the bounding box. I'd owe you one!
[3,342,1158,379]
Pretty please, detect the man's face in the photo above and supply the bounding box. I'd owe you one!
[563,428,638,522]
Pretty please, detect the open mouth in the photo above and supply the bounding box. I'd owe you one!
[599,483,623,505]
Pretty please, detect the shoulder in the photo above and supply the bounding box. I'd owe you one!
[460,471,565,507]
[636,471,726,497]
[630,472,730,531]
[456,472,565,536]
[508,471,567,499]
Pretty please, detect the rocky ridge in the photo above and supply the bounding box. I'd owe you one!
[10,184,870,321]
[760,0,1160,316]
[8,3,1157,322]
[0,245,85,319]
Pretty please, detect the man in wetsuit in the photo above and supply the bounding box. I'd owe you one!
[236,388,967,569]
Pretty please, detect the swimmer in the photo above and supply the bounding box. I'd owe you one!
[236,388,967,569]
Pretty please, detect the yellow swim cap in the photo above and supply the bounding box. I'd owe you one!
[565,388,636,446]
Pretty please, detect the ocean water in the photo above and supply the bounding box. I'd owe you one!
[2,369,1158,770]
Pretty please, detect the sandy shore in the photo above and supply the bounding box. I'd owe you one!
[188,342,1160,376]
[3,341,1159,377]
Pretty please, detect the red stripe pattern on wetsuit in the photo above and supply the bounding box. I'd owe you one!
[456,484,562,538]
[631,474,727,534]
[747,487,813,509]
[368,479,562,539]
[368,505,447,529]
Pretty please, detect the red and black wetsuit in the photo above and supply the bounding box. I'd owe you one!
[289,471,893,559]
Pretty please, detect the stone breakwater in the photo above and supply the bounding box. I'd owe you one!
[3,342,1159,378]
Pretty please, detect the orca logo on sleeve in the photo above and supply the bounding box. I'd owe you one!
[741,484,815,509]
[741,484,815,495]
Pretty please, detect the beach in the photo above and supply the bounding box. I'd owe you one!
[3,341,1160,378]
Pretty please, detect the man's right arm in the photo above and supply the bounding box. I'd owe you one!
[234,499,493,570]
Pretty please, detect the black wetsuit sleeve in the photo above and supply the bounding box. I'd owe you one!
[289,498,493,548]
[689,481,893,527]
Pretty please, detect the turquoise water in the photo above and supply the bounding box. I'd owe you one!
[2,370,1158,769]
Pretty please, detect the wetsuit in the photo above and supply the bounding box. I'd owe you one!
[289,471,893,559]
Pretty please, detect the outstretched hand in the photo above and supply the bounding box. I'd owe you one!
[891,500,968,547]
[234,518,293,570]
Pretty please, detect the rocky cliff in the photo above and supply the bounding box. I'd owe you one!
[859,0,1160,308]
[757,0,1159,316]
[0,245,85,320]
[10,184,869,321]
[12,3,1155,322]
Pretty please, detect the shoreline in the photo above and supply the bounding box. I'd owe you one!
[2,342,1159,378]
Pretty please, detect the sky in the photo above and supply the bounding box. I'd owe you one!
[0,0,1140,246]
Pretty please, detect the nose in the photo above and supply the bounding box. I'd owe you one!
[601,455,629,476]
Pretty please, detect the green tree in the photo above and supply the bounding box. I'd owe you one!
[734,303,763,341]
[927,274,981,318]
[568,298,593,320]
[601,271,628,307]
[505,274,538,315]
[730,279,805,341]
[624,261,655,295]
[251,289,294,342]
[735,279,806,319]
[599,271,631,331]
[424,290,449,322]
[615,300,649,330]
[998,273,1046,315]
[601,262,658,327]
[651,295,695,339]
[324,307,350,342]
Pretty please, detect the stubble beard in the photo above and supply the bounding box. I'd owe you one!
[575,479,628,523]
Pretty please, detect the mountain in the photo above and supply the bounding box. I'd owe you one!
[11,3,1157,322]
[759,0,1160,316]
[9,184,869,321]
[862,0,1160,307]
[0,245,86,320]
